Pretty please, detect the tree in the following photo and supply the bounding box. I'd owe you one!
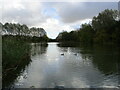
[0,22,3,35]
[92,9,119,44]
[22,24,29,36]
[16,23,22,35]
[79,24,94,43]
[92,9,119,32]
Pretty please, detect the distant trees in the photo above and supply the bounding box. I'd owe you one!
[56,30,79,42]
[1,22,48,42]
[1,23,47,37]
[0,22,2,34]
[56,9,120,44]
[56,24,94,43]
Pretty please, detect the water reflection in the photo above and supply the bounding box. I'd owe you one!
[11,42,120,88]
[31,43,48,56]
[3,57,31,88]
[57,42,120,87]
[2,41,31,88]
[58,42,120,75]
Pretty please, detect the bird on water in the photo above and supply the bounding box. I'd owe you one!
[61,53,64,55]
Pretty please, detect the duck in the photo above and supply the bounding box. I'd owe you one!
[74,53,77,56]
[23,74,27,79]
[61,53,64,55]
[54,86,64,89]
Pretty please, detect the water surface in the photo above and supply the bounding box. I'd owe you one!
[12,42,120,88]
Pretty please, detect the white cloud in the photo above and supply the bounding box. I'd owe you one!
[2,1,47,26]
[1,1,119,38]
[37,18,74,38]
[4,0,118,2]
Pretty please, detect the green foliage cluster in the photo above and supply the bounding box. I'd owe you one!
[1,22,49,42]
[56,9,120,44]
[2,36,31,70]
[56,31,79,42]
[2,36,31,87]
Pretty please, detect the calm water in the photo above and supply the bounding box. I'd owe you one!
[11,42,120,88]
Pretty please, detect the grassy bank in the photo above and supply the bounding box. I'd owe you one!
[2,36,31,88]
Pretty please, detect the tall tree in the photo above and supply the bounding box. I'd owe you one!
[92,9,119,32]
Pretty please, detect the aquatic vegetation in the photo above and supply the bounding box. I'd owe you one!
[2,36,31,88]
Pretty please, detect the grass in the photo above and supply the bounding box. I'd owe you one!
[2,35,31,88]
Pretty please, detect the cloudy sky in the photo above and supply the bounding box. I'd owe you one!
[0,0,119,38]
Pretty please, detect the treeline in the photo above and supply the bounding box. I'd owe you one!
[0,22,49,42]
[56,9,120,44]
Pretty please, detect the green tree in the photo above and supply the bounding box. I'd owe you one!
[92,9,119,44]
[92,9,118,32]
[79,24,94,43]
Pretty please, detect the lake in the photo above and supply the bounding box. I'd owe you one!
[8,42,120,88]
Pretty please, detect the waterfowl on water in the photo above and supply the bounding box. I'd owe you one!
[54,86,64,89]
[74,53,77,56]
[61,53,64,55]
[23,75,27,79]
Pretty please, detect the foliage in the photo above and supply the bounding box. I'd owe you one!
[1,22,48,42]
[2,36,31,87]
[92,9,120,44]
[56,31,79,42]
[2,36,31,70]
[92,9,118,31]
[56,9,120,44]
[79,24,95,43]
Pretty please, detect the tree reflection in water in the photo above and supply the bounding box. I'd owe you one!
[2,39,48,88]
[57,42,120,76]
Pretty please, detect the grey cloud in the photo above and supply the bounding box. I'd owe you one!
[2,2,118,25]
[2,2,48,26]
[53,2,118,23]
